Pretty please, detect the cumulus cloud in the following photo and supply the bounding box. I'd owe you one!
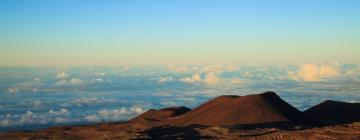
[131,106,146,114]
[89,78,113,84]
[85,106,146,122]
[289,63,340,81]
[59,97,118,108]
[90,78,104,83]
[56,71,69,79]
[191,73,202,81]
[179,73,220,85]
[84,115,100,122]
[70,78,84,85]
[48,109,69,116]
[157,77,173,83]
[203,72,220,85]
[0,109,71,127]
[56,78,84,86]
[4,78,43,94]
[179,73,202,84]
[6,87,18,93]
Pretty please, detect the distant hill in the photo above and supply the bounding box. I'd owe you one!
[128,106,190,122]
[304,100,360,125]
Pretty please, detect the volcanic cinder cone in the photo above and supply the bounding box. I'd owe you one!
[167,91,317,126]
[304,100,360,125]
[128,106,190,122]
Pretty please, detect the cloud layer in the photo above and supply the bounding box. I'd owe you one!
[289,63,340,81]
[1,64,360,131]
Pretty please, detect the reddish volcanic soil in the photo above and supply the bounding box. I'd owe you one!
[165,91,318,126]
[128,106,190,122]
[1,91,360,140]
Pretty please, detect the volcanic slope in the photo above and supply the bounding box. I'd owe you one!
[304,100,360,125]
[160,91,318,126]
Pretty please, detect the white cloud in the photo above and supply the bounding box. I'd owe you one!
[6,87,18,93]
[203,72,220,85]
[90,78,113,84]
[70,78,84,85]
[85,115,100,122]
[85,106,146,122]
[158,77,173,83]
[98,108,128,118]
[4,78,43,94]
[48,109,69,116]
[56,71,69,79]
[130,106,146,114]
[90,78,104,83]
[56,78,84,86]
[60,97,117,108]
[179,73,202,84]
[290,63,340,82]
[192,73,202,81]
[179,77,194,83]
[179,72,220,85]
[0,109,73,127]
[55,80,68,85]
[26,110,33,115]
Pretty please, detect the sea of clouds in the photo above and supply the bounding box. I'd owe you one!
[0,63,360,131]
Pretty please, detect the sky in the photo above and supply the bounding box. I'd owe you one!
[0,0,360,66]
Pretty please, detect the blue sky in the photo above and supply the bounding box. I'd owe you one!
[1,0,360,66]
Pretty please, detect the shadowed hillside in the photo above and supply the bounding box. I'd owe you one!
[304,100,360,125]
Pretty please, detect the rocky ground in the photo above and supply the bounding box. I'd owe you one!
[1,122,360,140]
